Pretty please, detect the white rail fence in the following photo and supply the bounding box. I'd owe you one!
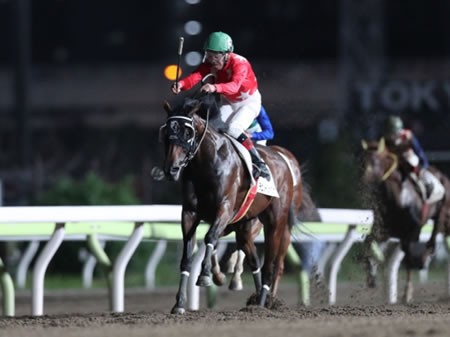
[0,205,445,317]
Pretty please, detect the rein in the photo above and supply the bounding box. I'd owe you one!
[189,108,210,160]
[382,152,398,181]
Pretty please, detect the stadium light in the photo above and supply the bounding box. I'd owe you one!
[185,51,202,66]
[184,20,202,35]
[164,64,182,81]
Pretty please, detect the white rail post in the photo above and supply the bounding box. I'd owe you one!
[187,243,205,310]
[145,240,168,290]
[111,222,144,313]
[16,240,40,289]
[326,224,357,305]
[32,223,65,316]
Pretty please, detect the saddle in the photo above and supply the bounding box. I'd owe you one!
[225,135,278,198]
[409,169,445,204]
[223,136,278,224]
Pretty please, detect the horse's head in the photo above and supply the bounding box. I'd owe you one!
[159,95,220,181]
[158,100,200,181]
[360,138,398,185]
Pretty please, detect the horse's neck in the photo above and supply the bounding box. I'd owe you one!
[190,131,235,178]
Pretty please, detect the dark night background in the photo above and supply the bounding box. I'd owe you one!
[0,0,450,207]
[1,1,449,64]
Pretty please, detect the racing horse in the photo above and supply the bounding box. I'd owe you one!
[360,138,450,302]
[159,94,303,313]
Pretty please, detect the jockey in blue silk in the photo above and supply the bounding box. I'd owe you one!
[246,106,274,145]
[383,115,444,204]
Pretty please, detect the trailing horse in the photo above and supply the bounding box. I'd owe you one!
[159,94,303,313]
[360,138,450,302]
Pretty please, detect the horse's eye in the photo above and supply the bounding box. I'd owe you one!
[183,127,194,141]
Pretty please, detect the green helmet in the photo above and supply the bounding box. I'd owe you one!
[384,115,404,137]
[203,32,234,53]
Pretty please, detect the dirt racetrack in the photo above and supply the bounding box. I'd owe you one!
[1,280,450,337]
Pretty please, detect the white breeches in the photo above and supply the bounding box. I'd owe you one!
[219,90,261,138]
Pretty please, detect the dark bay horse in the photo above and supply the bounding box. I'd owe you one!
[160,94,303,313]
[360,138,450,302]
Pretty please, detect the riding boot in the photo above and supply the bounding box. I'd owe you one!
[236,133,270,180]
[249,147,271,180]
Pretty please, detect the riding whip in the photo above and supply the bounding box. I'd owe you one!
[175,37,184,89]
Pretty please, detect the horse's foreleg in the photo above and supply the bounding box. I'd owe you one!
[196,224,225,287]
[172,234,197,314]
[425,210,444,260]
[364,235,385,288]
[366,257,379,288]
[196,243,214,287]
[403,268,414,303]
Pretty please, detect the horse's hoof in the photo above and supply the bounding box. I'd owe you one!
[213,272,226,286]
[171,306,186,315]
[196,275,212,287]
[229,279,243,291]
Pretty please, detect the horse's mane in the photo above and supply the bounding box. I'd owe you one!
[175,94,229,133]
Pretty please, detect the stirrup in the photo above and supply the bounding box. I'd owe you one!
[253,162,270,180]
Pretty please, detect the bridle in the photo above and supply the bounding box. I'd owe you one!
[381,152,398,181]
[160,108,211,170]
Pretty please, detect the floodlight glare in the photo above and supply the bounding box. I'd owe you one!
[184,21,202,35]
[164,64,182,80]
[185,51,202,66]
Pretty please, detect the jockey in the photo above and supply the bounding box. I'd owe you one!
[246,105,274,145]
[383,115,444,204]
[171,31,270,180]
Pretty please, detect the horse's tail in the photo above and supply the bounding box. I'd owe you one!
[298,182,322,222]
[288,202,296,231]
[292,182,322,242]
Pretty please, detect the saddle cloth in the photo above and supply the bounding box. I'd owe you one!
[226,135,279,198]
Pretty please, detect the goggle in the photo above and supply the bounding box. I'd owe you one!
[204,51,226,62]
